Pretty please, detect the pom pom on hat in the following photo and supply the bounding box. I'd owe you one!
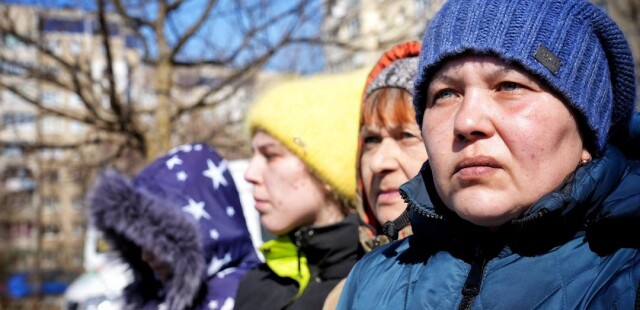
[414,0,637,154]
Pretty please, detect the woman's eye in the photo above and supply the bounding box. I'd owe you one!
[401,131,417,139]
[363,136,381,145]
[498,81,522,92]
[430,89,457,105]
[262,152,278,161]
[435,89,455,100]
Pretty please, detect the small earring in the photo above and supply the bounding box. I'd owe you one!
[579,156,592,166]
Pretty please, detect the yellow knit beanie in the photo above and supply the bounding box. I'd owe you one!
[247,68,368,207]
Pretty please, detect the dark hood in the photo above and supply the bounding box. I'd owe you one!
[87,143,260,309]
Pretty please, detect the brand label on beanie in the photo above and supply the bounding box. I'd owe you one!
[534,45,561,75]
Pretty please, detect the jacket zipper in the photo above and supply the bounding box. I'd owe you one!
[400,190,444,221]
[458,244,488,310]
[294,229,305,277]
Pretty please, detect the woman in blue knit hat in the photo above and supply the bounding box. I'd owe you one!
[86,143,261,310]
[337,0,640,309]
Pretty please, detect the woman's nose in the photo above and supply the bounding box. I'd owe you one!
[453,90,495,143]
[369,139,400,173]
[244,155,262,185]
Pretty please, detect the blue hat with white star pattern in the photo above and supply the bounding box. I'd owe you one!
[88,143,261,309]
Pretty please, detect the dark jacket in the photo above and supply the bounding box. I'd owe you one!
[236,214,362,310]
[88,143,261,310]
[338,146,640,309]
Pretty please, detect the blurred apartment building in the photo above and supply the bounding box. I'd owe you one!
[323,0,445,72]
[0,4,140,309]
[0,3,278,308]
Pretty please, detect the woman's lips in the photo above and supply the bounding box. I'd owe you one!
[454,156,501,178]
[253,198,268,210]
[377,189,400,205]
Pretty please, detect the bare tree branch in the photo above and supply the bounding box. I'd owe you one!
[0,0,371,162]
[97,0,124,127]
[110,0,153,28]
[169,0,217,59]
[166,0,186,13]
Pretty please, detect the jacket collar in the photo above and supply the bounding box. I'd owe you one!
[400,146,630,255]
[260,214,361,298]
[289,213,361,278]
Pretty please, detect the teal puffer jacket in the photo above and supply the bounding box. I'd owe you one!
[338,146,640,309]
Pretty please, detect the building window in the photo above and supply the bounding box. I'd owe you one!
[41,250,56,268]
[3,166,36,193]
[2,112,36,126]
[2,165,32,180]
[10,222,34,239]
[0,60,28,76]
[72,196,84,211]
[68,93,83,109]
[72,223,84,237]
[42,223,60,240]
[42,196,59,211]
[43,38,62,55]
[41,116,62,134]
[42,18,86,33]
[0,223,8,239]
[90,20,120,35]
[347,18,360,37]
[41,148,64,161]
[68,39,82,56]
[70,120,85,134]
[42,91,59,107]
[8,193,33,210]
[42,170,59,183]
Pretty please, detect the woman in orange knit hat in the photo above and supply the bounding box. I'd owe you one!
[323,42,428,310]
[357,41,428,247]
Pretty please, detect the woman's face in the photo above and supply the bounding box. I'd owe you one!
[360,116,427,225]
[245,131,334,236]
[422,55,590,228]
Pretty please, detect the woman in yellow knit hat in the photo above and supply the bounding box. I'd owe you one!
[234,68,367,310]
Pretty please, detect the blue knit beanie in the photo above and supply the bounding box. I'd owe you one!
[414,0,637,154]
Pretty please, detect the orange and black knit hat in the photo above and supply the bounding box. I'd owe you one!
[358,41,421,235]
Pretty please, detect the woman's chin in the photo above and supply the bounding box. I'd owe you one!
[452,204,518,228]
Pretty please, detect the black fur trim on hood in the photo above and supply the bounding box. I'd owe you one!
[87,169,205,310]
